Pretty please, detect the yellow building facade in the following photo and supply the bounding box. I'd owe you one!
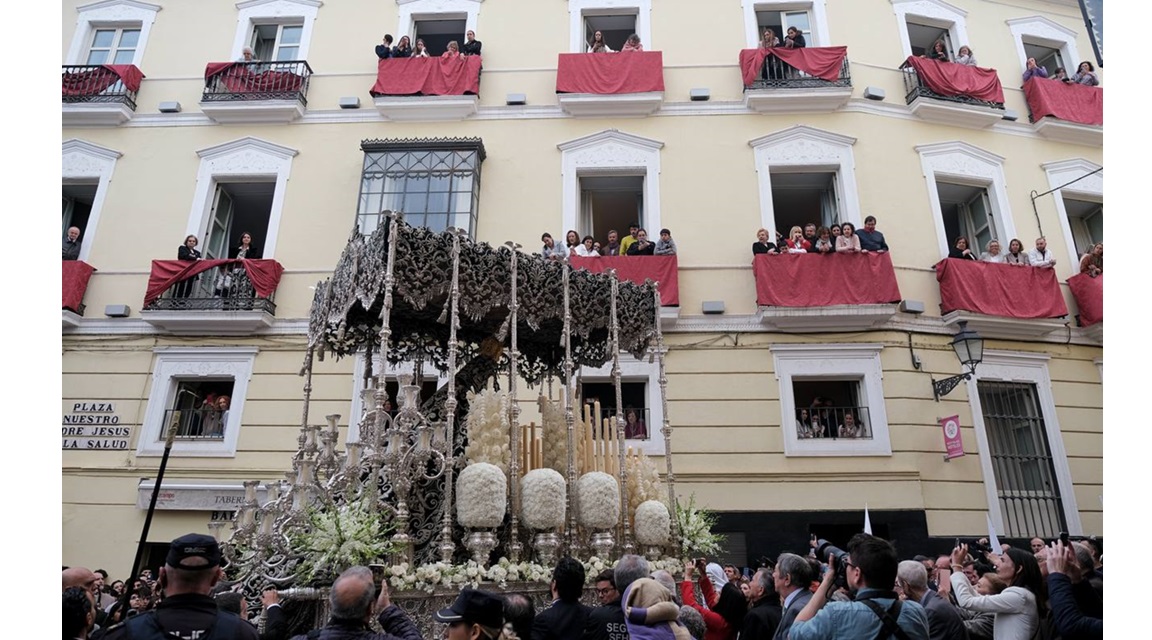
[62,0,1103,572]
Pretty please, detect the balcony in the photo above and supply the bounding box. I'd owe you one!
[164,407,230,441]
[140,259,284,334]
[556,52,665,117]
[62,64,142,126]
[200,61,312,124]
[901,57,1005,129]
[63,260,96,329]
[1067,273,1103,343]
[794,405,873,440]
[935,258,1068,340]
[753,253,901,332]
[740,46,853,113]
[1023,77,1103,147]
[370,56,482,121]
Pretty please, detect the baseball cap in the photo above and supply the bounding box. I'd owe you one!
[433,588,504,629]
[166,533,222,570]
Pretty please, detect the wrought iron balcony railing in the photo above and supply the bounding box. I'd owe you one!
[203,60,313,104]
[746,56,851,90]
[62,65,138,109]
[902,66,1004,109]
[794,405,873,440]
[163,407,231,440]
[144,264,277,313]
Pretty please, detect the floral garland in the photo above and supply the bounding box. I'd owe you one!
[387,557,553,593]
[675,494,724,558]
[520,468,566,530]
[457,463,507,528]
[464,389,511,476]
[579,556,684,583]
[288,501,394,586]
[626,450,663,523]
[539,395,585,475]
[634,500,671,546]
[576,472,620,530]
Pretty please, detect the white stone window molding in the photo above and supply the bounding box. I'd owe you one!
[231,0,323,61]
[914,141,1017,260]
[1042,158,1102,270]
[749,125,861,237]
[558,130,663,237]
[578,352,666,455]
[741,0,831,48]
[963,351,1083,535]
[772,343,893,456]
[347,352,450,443]
[186,137,299,259]
[65,0,161,67]
[569,0,652,53]
[137,347,258,457]
[397,0,482,43]
[63,139,122,263]
[1007,16,1082,79]
[890,0,969,59]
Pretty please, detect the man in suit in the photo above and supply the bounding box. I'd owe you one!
[533,557,591,640]
[771,553,813,640]
[897,562,966,640]
[743,567,782,640]
[63,226,82,260]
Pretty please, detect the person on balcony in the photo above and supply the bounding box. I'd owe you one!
[783,27,806,49]
[237,46,260,63]
[175,234,202,298]
[1079,242,1102,277]
[575,235,599,257]
[949,236,978,260]
[923,40,949,62]
[461,30,482,56]
[541,233,566,261]
[796,409,813,439]
[837,412,861,439]
[621,34,644,52]
[231,232,260,260]
[836,222,862,253]
[565,230,581,256]
[1070,61,1099,86]
[955,46,977,66]
[760,28,781,48]
[63,226,82,261]
[979,240,1006,263]
[1027,237,1057,269]
[759,28,782,80]
[587,30,614,53]
[811,226,835,255]
[442,41,462,59]
[624,409,647,439]
[801,223,819,249]
[655,228,678,255]
[603,229,621,257]
[855,216,889,252]
[753,228,778,255]
[413,39,431,58]
[1004,238,1031,266]
[375,35,394,59]
[217,232,259,298]
[1052,67,1068,81]
[1021,58,1048,82]
[392,35,413,58]
[785,226,810,253]
[620,224,641,255]
[626,229,656,255]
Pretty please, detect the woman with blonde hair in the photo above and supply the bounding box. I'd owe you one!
[442,40,461,58]
[785,226,810,253]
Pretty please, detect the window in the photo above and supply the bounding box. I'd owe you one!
[231,0,321,61]
[580,176,644,242]
[742,1,829,48]
[65,0,160,68]
[251,23,303,61]
[63,139,122,262]
[202,182,275,260]
[891,0,969,60]
[1061,198,1101,257]
[1008,16,1083,81]
[560,130,663,241]
[581,380,650,441]
[138,347,257,457]
[905,19,951,58]
[63,184,97,241]
[357,138,486,236]
[578,353,665,454]
[770,171,841,236]
[771,344,892,456]
[85,28,140,64]
[1043,159,1103,270]
[936,181,996,255]
[584,13,636,52]
[413,18,467,56]
[569,0,651,53]
[1023,40,1065,77]
[397,0,481,56]
[916,142,1017,261]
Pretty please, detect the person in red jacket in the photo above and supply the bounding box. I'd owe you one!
[681,559,746,640]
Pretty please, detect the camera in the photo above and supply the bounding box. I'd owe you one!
[814,539,851,590]
[955,538,990,554]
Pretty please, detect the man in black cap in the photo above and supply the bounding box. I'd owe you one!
[290,565,421,640]
[533,557,591,640]
[435,587,506,640]
[101,532,258,639]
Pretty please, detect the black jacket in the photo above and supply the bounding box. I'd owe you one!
[534,599,592,640]
[376,44,393,59]
[1046,573,1103,640]
[231,245,262,259]
[289,605,423,640]
[626,241,655,256]
[948,247,977,260]
[100,593,259,640]
[582,599,626,640]
[179,245,202,260]
[752,241,777,255]
[742,597,782,640]
[461,40,482,56]
[392,46,412,58]
[63,238,81,261]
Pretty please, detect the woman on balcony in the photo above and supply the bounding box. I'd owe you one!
[624,409,647,439]
[924,39,949,62]
[1070,61,1099,86]
[565,229,581,255]
[441,41,461,59]
[175,235,202,298]
[218,232,260,300]
[621,34,644,52]
[392,35,412,58]
[413,39,430,58]
[980,240,1005,263]
[955,46,977,66]
[785,226,810,253]
[1005,238,1031,266]
[836,222,862,253]
[837,411,861,439]
[752,228,778,255]
[1079,242,1103,277]
[1022,58,1049,81]
[949,236,977,260]
[575,235,599,257]
[812,226,835,255]
[760,28,781,48]
[587,30,613,53]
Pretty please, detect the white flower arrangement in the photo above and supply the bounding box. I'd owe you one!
[386,557,552,593]
[649,557,684,577]
[626,450,663,522]
[457,463,507,528]
[539,395,586,475]
[288,501,394,586]
[577,471,620,530]
[520,468,566,530]
[634,500,671,546]
[675,494,724,558]
[464,390,512,476]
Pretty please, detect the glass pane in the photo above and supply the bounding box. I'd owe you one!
[785,11,811,34]
[451,174,473,193]
[113,49,135,64]
[91,29,115,48]
[424,214,449,233]
[360,214,380,235]
[452,212,472,233]
[404,192,428,214]
[86,50,109,65]
[429,175,450,192]
[119,29,140,48]
[451,191,472,214]
[1085,209,1103,245]
[427,191,449,214]
[280,25,303,45]
[276,46,298,61]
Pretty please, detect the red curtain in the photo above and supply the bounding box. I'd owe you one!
[556,52,665,94]
[752,253,902,307]
[369,56,482,96]
[1023,77,1103,126]
[935,259,1067,318]
[145,259,285,307]
[62,64,144,95]
[569,255,679,306]
[903,56,1004,103]
[1067,273,1103,326]
[63,261,96,313]
[738,46,848,85]
[205,62,304,93]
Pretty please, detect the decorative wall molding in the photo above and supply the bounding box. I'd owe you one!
[66,0,161,67]
[890,0,969,59]
[558,129,663,237]
[1006,15,1082,77]
[231,0,323,60]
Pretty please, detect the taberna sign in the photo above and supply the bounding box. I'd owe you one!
[62,402,132,450]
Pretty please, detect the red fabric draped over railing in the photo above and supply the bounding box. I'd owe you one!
[935,259,1067,318]
[1023,77,1103,126]
[62,64,144,95]
[369,56,482,96]
[63,261,96,313]
[145,259,285,307]
[204,62,304,93]
[556,52,665,94]
[903,56,1004,103]
[738,46,848,85]
[569,255,679,306]
[752,253,901,307]
[1067,273,1103,326]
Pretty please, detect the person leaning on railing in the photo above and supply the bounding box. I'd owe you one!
[1022,58,1048,82]
[174,234,202,298]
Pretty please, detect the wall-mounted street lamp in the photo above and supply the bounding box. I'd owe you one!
[932,321,984,401]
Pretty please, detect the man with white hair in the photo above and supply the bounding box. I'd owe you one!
[896,560,966,640]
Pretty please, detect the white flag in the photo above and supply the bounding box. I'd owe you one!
[986,513,1003,555]
[864,504,872,535]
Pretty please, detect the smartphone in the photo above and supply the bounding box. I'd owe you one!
[1059,531,1070,546]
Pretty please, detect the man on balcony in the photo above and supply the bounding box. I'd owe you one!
[1028,237,1057,269]
[63,226,82,261]
[855,216,888,253]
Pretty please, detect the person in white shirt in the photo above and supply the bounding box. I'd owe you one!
[979,239,1005,263]
[575,235,600,257]
[587,30,614,53]
[1027,237,1057,269]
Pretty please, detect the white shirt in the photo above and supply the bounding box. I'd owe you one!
[980,252,1005,263]
[575,245,599,257]
[1027,247,1056,268]
[950,572,1038,640]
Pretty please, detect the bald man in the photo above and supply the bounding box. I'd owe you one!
[63,566,98,593]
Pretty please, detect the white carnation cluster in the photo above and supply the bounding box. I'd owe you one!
[386,557,552,593]
[626,451,663,521]
[464,389,511,476]
[456,462,507,528]
[634,500,671,546]
[649,557,684,577]
[576,471,620,530]
[539,396,585,475]
[520,468,566,530]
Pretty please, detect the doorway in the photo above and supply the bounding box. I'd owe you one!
[770,171,840,236]
[579,175,643,246]
[63,183,97,240]
[203,182,274,260]
[936,181,995,257]
[414,17,466,56]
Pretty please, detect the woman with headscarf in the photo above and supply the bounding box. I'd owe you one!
[624,578,693,640]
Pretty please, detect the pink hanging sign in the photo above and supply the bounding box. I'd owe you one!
[941,415,964,459]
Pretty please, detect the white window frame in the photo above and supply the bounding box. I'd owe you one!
[569,0,652,54]
[964,351,1083,535]
[915,141,1017,260]
[890,0,969,60]
[84,27,141,65]
[1007,16,1082,80]
[251,22,305,61]
[137,347,258,457]
[186,137,298,260]
[62,139,121,263]
[742,0,830,48]
[348,352,450,443]
[578,352,665,455]
[1042,159,1102,271]
[66,0,161,67]
[558,130,663,239]
[772,343,892,457]
[231,0,322,61]
[397,0,481,44]
[749,125,861,238]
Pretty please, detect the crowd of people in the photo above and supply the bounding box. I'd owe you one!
[947,235,1103,276]
[796,398,867,440]
[752,216,889,256]
[542,225,677,259]
[587,31,645,53]
[1021,58,1099,86]
[376,30,483,60]
[64,531,1102,640]
[172,232,262,299]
